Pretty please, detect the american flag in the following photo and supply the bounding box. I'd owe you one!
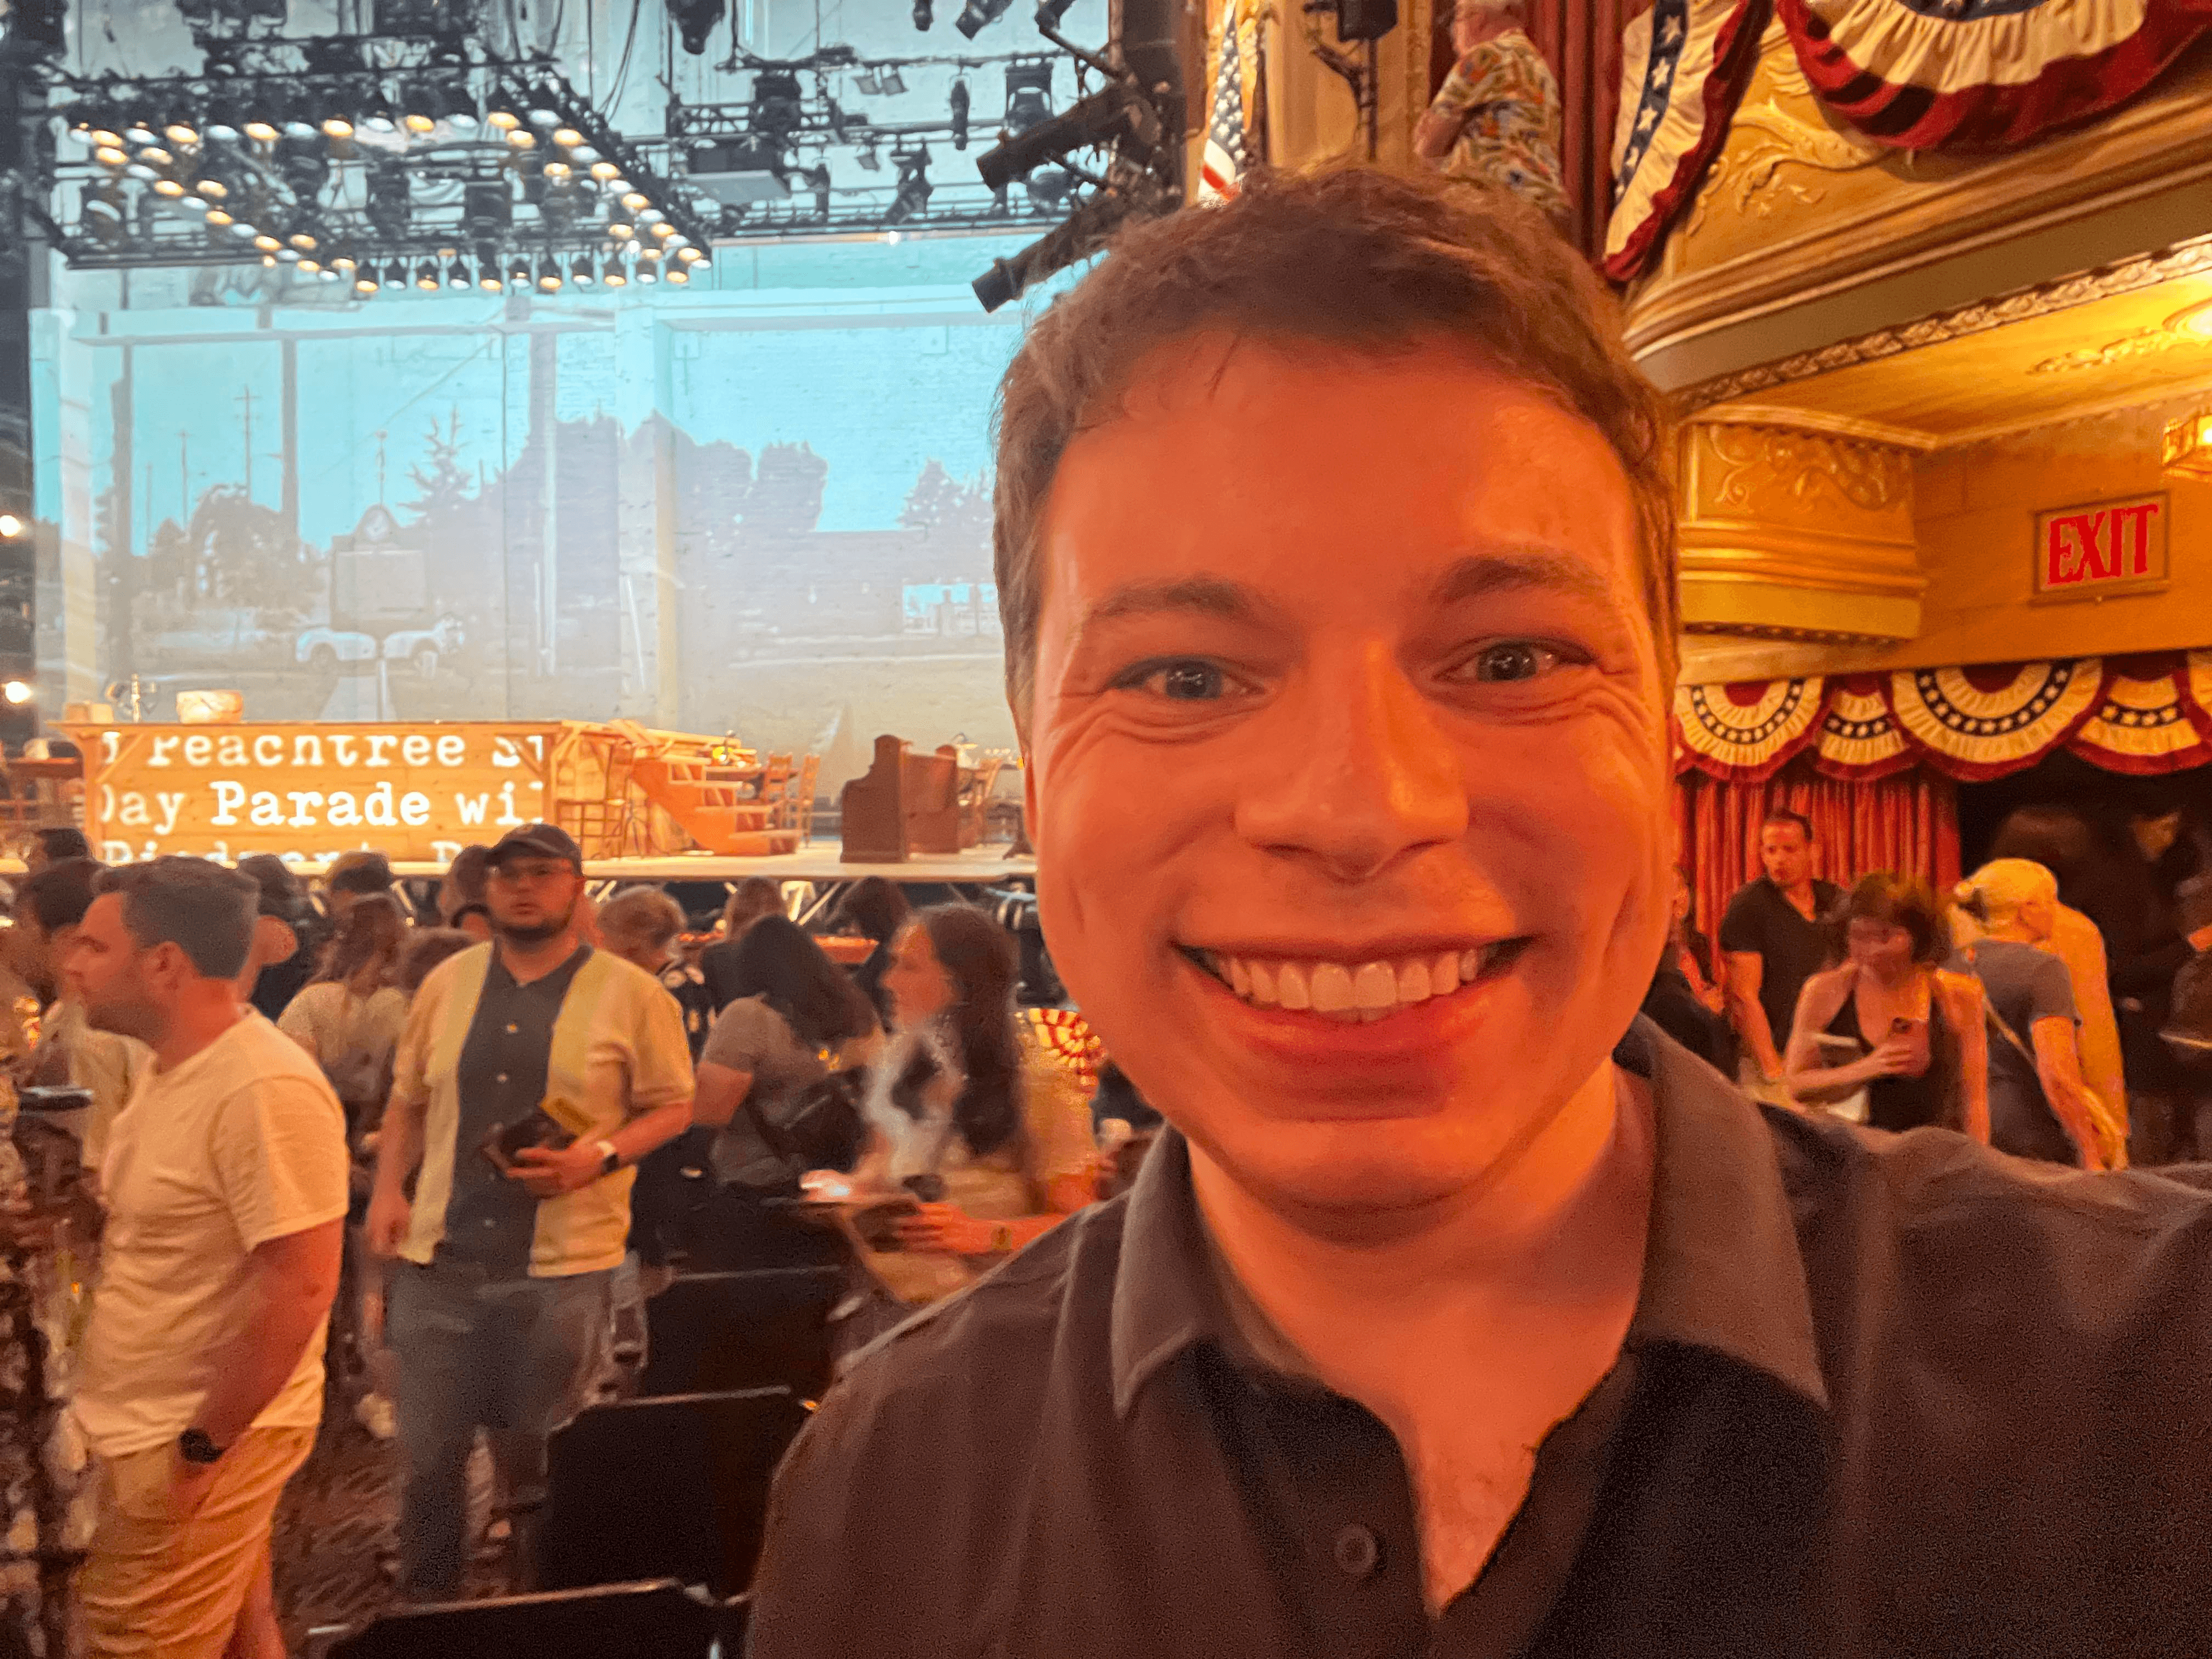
[1198,0,1247,203]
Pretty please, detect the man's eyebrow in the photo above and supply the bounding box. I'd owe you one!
[1427,549,1618,609]
[1070,577,1263,639]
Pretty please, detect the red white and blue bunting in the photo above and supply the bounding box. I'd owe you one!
[1603,0,1770,282]
[1775,0,2212,151]
[1675,651,2212,781]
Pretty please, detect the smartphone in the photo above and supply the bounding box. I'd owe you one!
[851,1194,922,1252]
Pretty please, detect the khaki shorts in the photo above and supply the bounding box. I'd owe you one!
[79,1424,316,1658]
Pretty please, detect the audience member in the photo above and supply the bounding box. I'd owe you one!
[1720,809,1843,1090]
[27,826,90,872]
[862,905,1095,1262]
[235,854,317,1022]
[323,852,395,927]
[1950,861,2109,1169]
[13,857,149,1167]
[1412,0,1570,225]
[365,823,695,1601]
[1783,873,1987,1140]
[699,876,787,1012]
[278,891,410,1133]
[1640,868,1735,1074]
[67,858,346,1659]
[694,914,883,1192]
[397,927,475,997]
[598,886,714,1059]
[437,844,492,929]
[831,875,912,1025]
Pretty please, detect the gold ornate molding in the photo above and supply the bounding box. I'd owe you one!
[1681,84,1889,240]
[2030,298,2212,375]
[1675,232,2212,412]
[1676,416,1925,641]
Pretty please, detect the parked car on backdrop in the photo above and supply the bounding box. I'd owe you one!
[296,615,465,679]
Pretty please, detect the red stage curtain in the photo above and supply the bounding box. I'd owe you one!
[1431,0,1643,260]
[1673,760,1963,949]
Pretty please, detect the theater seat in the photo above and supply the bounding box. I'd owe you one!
[640,1267,846,1401]
[319,1578,715,1659]
[539,1387,812,1599]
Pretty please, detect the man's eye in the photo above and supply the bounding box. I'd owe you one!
[1121,661,1229,700]
[1459,641,1563,683]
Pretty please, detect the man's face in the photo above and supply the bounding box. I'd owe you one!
[486,858,583,944]
[63,894,163,1043]
[1024,338,1672,1220]
[1760,824,1812,890]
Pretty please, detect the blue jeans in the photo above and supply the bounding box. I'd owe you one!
[387,1257,613,1601]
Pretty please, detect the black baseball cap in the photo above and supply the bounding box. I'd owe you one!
[486,823,584,870]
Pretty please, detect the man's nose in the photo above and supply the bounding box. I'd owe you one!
[1233,643,1467,884]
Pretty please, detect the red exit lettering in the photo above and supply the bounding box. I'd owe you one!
[2041,497,2162,590]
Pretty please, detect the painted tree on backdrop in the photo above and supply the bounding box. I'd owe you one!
[899,459,993,566]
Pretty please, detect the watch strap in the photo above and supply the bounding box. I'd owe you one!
[178,1427,225,1464]
[595,1139,620,1176]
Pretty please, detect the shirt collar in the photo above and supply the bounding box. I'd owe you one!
[1109,1016,1830,1419]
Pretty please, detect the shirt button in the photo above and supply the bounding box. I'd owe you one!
[507,1024,518,1034]
[497,1074,509,1085]
[1331,1524,1380,1578]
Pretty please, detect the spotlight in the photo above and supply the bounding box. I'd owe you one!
[0,514,24,537]
[552,126,584,147]
[202,100,243,143]
[1025,164,1071,210]
[368,161,411,240]
[289,229,318,251]
[1003,61,1052,134]
[463,180,512,239]
[855,71,881,96]
[205,209,234,226]
[253,232,283,251]
[195,177,228,200]
[448,260,472,289]
[441,82,481,130]
[878,66,907,95]
[164,119,199,146]
[243,114,280,143]
[124,119,157,145]
[276,136,328,199]
[669,0,726,55]
[950,78,970,148]
[676,244,704,262]
[321,107,356,140]
[749,69,804,137]
[620,190,649,213]
[361,86,400,135]
[153,178,185,197]
[635,262,657,284]
[570,255,594,285]
[2,681,33,706]
[506,128,536,149]
[887,145,932,222]
[651,219,677,238]
[536,257,560,291]
[543,159,572,180]
[487,103,521,131]
[384,259,406,287]
[607,222,633,240]
[589,160,619,182]
[507,252,531,286]
[331,252,357,271]
[355,270,380,293]
[86,122,122,149]
[401,80,439,132]
[478,263,503,291]
[955,0,1013,37]
[94,146,127,167]
[602,265,627,288]
[527,99,562,126]
[139,145,173,166]
[298,257,321,273]
[415,260,441,290]
[666,268,689,284]
[914,0,931,24]
[280,98,320,141]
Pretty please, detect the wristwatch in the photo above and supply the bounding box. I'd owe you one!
[989,1223,1014,1254]
[178,1427,225,1465]
[595,1139,621,1177]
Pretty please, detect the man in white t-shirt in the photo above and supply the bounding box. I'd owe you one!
[65,857,349,1659]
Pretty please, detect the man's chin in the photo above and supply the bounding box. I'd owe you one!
[495,918,567,946]
[1183,1109,1531,1229]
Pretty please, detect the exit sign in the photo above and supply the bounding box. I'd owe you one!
[2033,493,2169,600]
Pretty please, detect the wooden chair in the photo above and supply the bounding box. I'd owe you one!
[902,744,961,855]
[639,1267,845,1402]
[539,1388,811,1599]
[957,756,1003,850]
[838,735,909,862]
[317,1579,716,1659]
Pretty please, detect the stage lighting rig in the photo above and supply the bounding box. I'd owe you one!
[670,0,726,56]
[914,0,933,28]
[1002,60,1053,134]
[949,77,971,147]
[975,78,1156,190]
[956,0,1016,39]
[886,145,933,222]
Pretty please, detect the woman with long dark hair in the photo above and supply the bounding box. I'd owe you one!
[834,875,912,1025]
[700,876,791,1012]
[694,914,884,1190]
[278,891,410,1126]
[859,904,1097,1268]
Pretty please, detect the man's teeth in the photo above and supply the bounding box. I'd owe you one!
[1206,946,1497,1021]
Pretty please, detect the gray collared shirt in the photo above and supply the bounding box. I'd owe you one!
[749,1018,2212,1658]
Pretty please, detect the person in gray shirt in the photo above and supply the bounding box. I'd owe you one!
[1953,860,2109,1169]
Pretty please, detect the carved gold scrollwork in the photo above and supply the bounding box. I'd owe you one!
[1702,422,1914,514]
[1685,95,1890,237]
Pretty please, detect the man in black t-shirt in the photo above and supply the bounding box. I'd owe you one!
[1718,810,1842,1088]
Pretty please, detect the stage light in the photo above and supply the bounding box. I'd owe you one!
[195,177,228,200]
[94,145,127,167]
[638,242,661,261]
[478,264,503,291]
[955,0,1013,37]
[635,262,657,283]
[855,71,882,96]
[671,0,726,55]
[253,232,282,251]
[650,219,677,238]
[331,252,357,271]
[84,181,128,244]
[86,121,122,148]
[676,244,703,262]
[1003,60,1052,133]
[543,159,572,180]
[887,145,932,222]
[289,229,318,251]
[297,257,321,273]
[950,77,970,148]
[139,145,173,166]
[507,252,532,286]
[607,221,633,240]
[165,119,199,146]
[621,190,649,213]
[361,88,400,135]
[415,260,441,289]
[506,128,536,149]
[124,119,157,145]
[205,207,234,226]
[666,267,689,283]
[536,257,560,291]
[355,270,380,293]
[152,177,185,197]
[384,259,406,287]
[487,103,521,131]
[553,126,583,147]
[602,266,627,287]
[0,514,24,538]
[589,160,619,183]
[244,113,280,143]
[2,681,33,706]
[448,260,472,289]
[879,66,907,94]
[281,97,320,141]
[276,135,327,198]
[570,255,593,285]
[321,107,356,140]
[1025,164,1070,210]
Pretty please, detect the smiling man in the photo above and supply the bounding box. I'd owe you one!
[748,171,2212,1658]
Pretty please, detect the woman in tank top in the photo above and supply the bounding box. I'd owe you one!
[1785,873,1990,1141]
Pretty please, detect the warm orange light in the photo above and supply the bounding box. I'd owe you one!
[2163,408,2212,480]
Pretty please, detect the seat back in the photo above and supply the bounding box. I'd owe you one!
[540,1388,811,1599]
[640,1266,844,1400]
[838,734,908,862]
[902,744,963,854]
[322,1579,715,1659]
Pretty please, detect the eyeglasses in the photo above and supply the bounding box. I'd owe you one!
[490,861,574,885]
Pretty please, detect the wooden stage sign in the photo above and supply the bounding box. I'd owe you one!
[63,722,562,865]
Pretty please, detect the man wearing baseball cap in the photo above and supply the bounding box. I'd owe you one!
[366,823,696,1600]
